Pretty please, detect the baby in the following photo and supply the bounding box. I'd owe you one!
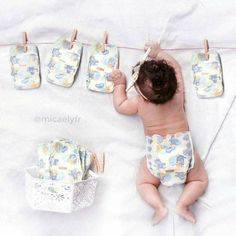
[111,42,208,224]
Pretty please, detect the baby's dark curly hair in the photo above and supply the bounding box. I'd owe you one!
[135,60,178,104]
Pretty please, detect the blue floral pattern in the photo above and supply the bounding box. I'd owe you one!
[146,131,195,186]
[86,42,119,93]
[191,50,224,98]
[47,37,82,87]
[37,138,93,183]
[10,44,40,89]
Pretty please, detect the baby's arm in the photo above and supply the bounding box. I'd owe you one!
[145,42,184,93]
[111,69,139,115]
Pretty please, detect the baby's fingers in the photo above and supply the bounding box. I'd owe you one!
[145,41,160,49]
[145,42,151,48]
[110,69,120,81]
[144,43,151,51]
[112,69,122,77]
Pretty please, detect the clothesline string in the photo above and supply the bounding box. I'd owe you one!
[1,41,236,51]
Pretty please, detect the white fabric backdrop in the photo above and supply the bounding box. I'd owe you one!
[0,1,235,235]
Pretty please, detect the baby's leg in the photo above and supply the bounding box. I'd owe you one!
[176,151,208,223]
[136,158,168,224]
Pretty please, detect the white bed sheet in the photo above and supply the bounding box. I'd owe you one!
[0,1,235,235]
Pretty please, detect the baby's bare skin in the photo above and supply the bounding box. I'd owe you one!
[111,42,208,224]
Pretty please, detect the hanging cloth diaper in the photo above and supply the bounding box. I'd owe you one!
[10,32,40,89]
[191,40,224,98]
[86,32,118,93]
[47,30,82,87]
[37,138,93,183]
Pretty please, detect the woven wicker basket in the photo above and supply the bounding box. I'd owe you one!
[25,166,99,213]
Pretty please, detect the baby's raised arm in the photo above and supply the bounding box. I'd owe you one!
[111,69,139,115]
[145,42,184,93]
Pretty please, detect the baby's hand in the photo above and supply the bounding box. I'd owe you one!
[111,69,126,86]
[144,42,162,58]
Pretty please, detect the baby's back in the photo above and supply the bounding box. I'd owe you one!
[138,91,188,136]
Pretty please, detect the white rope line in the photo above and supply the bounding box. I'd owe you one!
[1,41,236,51]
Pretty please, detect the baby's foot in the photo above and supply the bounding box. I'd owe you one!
[176,204,196,224]
[152,207,168,225]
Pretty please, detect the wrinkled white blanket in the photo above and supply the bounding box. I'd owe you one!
[0,1,235,235]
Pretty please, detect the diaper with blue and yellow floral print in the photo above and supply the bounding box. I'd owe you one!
[37,138,93,183]
[10,44,40,89]
[146,131,195,187]
[87,42,119,93]
[191,50,224,98]
[47,37,82,87]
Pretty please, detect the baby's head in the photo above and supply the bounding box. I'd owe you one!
[135,60,177,104]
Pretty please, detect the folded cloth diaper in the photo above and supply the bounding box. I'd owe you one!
[37,138,93,183]
[37,141,52,180]
[10,44,40,89]
[47,37,82,87]
[191,50,224,98]
[146,131,195,187]
[86,42,119,93]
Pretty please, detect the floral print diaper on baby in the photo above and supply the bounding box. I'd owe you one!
[191,50,223,98]
[47,37,82,87]
[87,42,119,93]
[37,138,93,183]
[146,131,195,187]
[10,44,40,89]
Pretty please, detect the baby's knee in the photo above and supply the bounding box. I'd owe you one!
[136,173,144,190]
[197,172,208,192]
[202,173,209,188]
[200,164,209,186]
[135,179,145,195]
[135,173,151,192]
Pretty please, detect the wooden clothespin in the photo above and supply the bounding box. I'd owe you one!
[92,153,100,173]
[102,31,108,45]
[204,39,209,60]
[22,32,27,52]
[92,152,106,173]
[69,29,78,49]
[101,152,105,173]
[92,153,99,173]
